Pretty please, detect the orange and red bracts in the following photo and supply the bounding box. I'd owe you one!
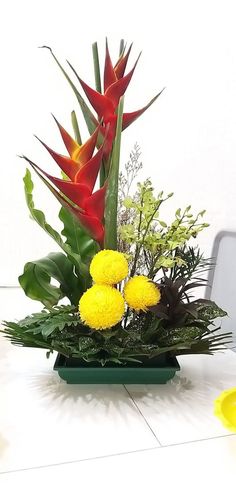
[25,118,106,247]
[70,42,163,155]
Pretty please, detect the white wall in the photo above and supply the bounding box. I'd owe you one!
[1,0,236,285]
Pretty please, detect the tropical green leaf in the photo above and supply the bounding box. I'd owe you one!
[19,252,82,307]
[197,300,228,320]
[23,168,89,289]
[39,314,78,338]
[1,322,51,350]
[19,262,61,307]
[59,207,97,264]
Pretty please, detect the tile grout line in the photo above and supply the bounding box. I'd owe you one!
[123,384,162,446]
[158,431,235,449]
[0,446,160,476]
[0,433,235,476]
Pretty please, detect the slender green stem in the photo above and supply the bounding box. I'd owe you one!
[104,97,124,249]
[71,111,82,145]
[92,42,102,93]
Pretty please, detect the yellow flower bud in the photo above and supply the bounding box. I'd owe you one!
[90,249,128,285]
[124,275,161,312]
[79,284,125,330]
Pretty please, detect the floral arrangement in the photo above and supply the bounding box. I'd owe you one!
[2,40,231,367]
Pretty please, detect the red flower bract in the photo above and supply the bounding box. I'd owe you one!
[25,118,106,247]
[69,42,163,157]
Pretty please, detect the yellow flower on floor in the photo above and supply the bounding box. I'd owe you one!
[79,284,125,330]
[124,275,161,312]
[214,387,236,432]
[90,249,128,285]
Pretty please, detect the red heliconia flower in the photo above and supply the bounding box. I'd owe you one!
[104,42,133,93]
[25,118,107,247]
[69,42,163,156]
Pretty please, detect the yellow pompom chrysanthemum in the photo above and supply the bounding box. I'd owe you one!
[124,275,161,312]
[214,387,236,432]
[79,284,125,330]
[90,249,128,285]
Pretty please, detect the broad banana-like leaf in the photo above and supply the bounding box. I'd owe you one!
[19,252,82,307]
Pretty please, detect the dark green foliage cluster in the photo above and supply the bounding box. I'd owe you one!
[1,299,230,366]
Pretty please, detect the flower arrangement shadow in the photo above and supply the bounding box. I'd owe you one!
[28,371,139,416]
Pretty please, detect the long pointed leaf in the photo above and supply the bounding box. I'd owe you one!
[92,42,102,93]
[41,46,97,135]
[71,110,82,144]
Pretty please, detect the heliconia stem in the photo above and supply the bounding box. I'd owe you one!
[104,96,124,250]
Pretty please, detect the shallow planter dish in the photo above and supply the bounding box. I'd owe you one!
[54,353,180,384]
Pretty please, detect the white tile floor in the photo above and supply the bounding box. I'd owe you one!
[0,287,236,482]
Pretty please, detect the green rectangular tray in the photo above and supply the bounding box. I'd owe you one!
[54,353,180,384]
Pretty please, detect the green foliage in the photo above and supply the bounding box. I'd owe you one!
[59,207,97,264]
[1,306,81,353]
[1,296,231,365]
[170,246,214,283]
[19,253,83,308]
[198,301,227,321]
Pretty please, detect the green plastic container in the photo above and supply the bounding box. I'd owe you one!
[53,353,180,384]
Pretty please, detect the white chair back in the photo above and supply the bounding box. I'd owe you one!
[205,231,236,351]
